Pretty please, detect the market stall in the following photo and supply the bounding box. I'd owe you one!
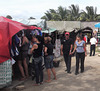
[0,16,30,88]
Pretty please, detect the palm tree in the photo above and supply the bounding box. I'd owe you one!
[45,11,53,21]
[41,5,99,21]
[42,9,57,21]
[77,11,87,21]
[28,17,35,20]
[57,6,67,20]
[95,14,100,21]
[41,16,47,20]
[85,6,97,21]
[6,15,12,19]
[49,9,61,21]
[69,4,80,20]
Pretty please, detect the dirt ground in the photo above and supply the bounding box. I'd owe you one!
[19,45,100,91]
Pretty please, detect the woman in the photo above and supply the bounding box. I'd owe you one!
[17,31,29,80]
[44,37,56,82]
[71,35,87,75]
[30,35,43,86]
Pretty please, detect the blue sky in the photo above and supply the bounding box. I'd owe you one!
[0,0,100,19]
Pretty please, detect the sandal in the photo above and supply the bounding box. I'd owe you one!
[45,80,51,83]
[19,77,26,81]
[40,82,43,85]
[53,77,57,80]
[33,83,40,86]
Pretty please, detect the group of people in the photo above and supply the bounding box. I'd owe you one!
[29,35,56,86]
[13,30,57,86]
[61,32,97,75]
[12,30,97,86]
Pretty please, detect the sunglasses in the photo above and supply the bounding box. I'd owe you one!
[65,34,69,36]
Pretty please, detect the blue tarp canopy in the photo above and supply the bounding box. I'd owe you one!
[95,23,100,28]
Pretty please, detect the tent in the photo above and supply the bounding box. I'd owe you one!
[13,18,45,29]
[95,23,100,28]
[42,28,56,33]
[0,16,29,63]
[76,27,93,34]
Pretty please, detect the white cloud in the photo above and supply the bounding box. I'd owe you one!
[0,0,100,19]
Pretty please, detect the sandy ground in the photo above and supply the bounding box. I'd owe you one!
[18,45,100,91]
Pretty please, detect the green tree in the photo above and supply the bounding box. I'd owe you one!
[85,6,97,21]
[77,11,87,21]
[52,13,61,21]
[6,15,12,19]
[45,11,53,20]
[69,4,80,20]
[95,15,100,21]
[57,6,67,20]
[28,17,35,19]
[41,4,99,21]
[41,16,47,20]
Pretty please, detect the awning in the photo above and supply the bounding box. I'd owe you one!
[95,23,100,28]
[0,16,28,63]
[42,28,56,33]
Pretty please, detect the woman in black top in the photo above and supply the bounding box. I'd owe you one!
[17,31,29,81]
[30,35,43,86]
[44,37,56,83]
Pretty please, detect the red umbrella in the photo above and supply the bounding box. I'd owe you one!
[37,27,42,30]
[0,16,28,63]
[28,26,37,30]
[28,26,42,30]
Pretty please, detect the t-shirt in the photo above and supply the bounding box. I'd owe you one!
[76,40,85,53]
[90,37,97,45]
[83,37,86,42]
[62,38,73,54]
[45,43,54,56]
[33,43,43,58]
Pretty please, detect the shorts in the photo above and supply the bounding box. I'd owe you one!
[45,55,54,69]
[18,51,28,61]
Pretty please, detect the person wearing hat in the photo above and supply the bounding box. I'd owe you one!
[61,32,73,73]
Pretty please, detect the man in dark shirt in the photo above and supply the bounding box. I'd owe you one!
[61,32,73,73]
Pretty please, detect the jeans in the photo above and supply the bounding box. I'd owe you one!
[76,52,85,73]
[33,56,43,84]
[90,45,95,56]
[44,55,54,69]
[63,53,71,72]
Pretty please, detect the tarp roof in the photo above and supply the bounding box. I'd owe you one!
[95,23,100,28]
[76,27,93,34]
[47,21,81,32]
[13,18,45,29]
[0,16,29,63]
[42,28,56,33]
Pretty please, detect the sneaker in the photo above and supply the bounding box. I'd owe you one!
[81,71,84,73]
[67,71,71,74]
[75,72,79,75]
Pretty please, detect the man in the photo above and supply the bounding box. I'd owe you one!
[61,32,73,73]
[90,35,97,56]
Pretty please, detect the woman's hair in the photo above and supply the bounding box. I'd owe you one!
[77,34,82,40]
[44,37,52,43]
[47,37,52,43]
[44,37,48,42]
[30,35,44,44]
